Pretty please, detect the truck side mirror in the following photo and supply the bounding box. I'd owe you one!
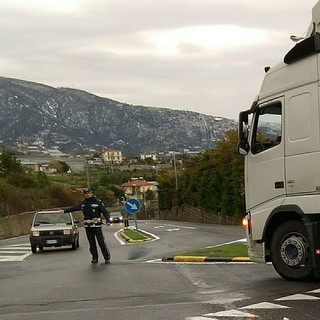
[238,111,250,154]
[237,142,249,155]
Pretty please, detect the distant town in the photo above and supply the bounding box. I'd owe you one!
[8,141,202,174]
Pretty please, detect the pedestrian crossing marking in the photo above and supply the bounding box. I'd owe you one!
[0,243,31,261]
[186,287,320,319]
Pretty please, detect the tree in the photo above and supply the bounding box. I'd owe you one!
[50,160,70,173]
[0,150,24,176]
[158,129,245,216]
[157,169,175,210]
[145,189,156,201]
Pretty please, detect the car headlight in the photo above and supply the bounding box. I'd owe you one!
[63,229,71,235]
[31,231,40,237]
[120,216,123,220]
[110,218,114,222]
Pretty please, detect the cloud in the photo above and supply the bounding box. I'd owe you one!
[0,0,317,119]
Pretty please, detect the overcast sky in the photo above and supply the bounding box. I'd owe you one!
[0,0,317,119]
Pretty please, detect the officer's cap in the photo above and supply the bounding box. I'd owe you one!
[83,188,92,194]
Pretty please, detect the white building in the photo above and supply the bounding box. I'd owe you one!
[139,153,157,161]
[102,148,123,164]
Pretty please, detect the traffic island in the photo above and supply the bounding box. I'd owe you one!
[162,241,251,262]
[121,227,152,243]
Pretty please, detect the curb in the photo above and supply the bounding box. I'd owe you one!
[161,256,251,262]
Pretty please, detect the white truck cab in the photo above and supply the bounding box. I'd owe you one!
[238,1,320,280]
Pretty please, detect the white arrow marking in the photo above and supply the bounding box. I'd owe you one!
[127,202,138,210]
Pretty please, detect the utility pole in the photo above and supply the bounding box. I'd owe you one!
[85,161,91,188]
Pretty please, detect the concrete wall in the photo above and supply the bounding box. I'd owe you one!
[0,204,240,240]
[159,204,241,225]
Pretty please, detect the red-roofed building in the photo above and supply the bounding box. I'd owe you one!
[121,179,155,200]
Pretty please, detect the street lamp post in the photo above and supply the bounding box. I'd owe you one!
[171,151,178,220]
[172,152,178,191]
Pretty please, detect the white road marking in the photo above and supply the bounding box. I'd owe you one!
[276,294,320,301]
[307,288,320,293]
[146,259,255,265]
[0,243,32,262]
[146,258,163,263]
[167,228,180,231]
[0,246,30,250]
[186,317,218,320]
[205,309,258,317]
[240,302,290,309]
[114,230,126,245]
[114,228,159,245]
[0,250,28,253]
[204,297,249,305]
[10,243,30,248]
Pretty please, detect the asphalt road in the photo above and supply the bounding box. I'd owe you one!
[0,220,320,320]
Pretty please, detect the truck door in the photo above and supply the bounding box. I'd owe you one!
[246,100,285,212]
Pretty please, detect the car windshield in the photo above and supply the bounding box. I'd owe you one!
[34,213,72,225]
[110,212,122,217]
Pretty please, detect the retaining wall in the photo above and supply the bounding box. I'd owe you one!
[159,204,241,225]
[0,204,240,240]
[0,211,84,240]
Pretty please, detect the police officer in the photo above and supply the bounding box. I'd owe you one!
[64,188,111,264]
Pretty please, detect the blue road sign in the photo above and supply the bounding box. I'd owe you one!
[124,199,140,214]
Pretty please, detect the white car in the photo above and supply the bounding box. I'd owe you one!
[29,209,79,253]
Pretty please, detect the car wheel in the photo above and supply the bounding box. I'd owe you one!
[31,245,37,253]
[270,220,314,281]
[38,246,43,251]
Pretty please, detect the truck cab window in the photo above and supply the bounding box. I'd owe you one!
[252,104,282,154]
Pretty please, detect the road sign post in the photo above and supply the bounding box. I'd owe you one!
[124,199,141,231]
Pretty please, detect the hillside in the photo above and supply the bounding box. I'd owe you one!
[0,76,236,155]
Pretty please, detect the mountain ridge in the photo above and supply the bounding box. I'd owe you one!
[0,76,237,155]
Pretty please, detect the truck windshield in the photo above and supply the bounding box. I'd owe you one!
[252,103,282,154]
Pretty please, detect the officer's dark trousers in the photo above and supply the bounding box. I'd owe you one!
[85,227,110,261]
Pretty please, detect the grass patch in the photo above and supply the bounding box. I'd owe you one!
[122,228,150,241]
[177,242,248,257]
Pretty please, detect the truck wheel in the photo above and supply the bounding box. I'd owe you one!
[31,245,37,253]
[270,220,313,281]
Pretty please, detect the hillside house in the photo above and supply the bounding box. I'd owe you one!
[102,148,123,164]
[139,153,157,161]
[121,179,157,200]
